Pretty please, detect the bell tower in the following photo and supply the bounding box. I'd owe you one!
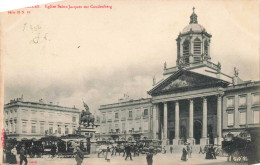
[176,7,212,67]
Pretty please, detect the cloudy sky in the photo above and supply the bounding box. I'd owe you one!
[1,0,259,113]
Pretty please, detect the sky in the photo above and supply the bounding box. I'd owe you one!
[1,0,259,114]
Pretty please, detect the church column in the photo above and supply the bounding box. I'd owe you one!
[188,99,195,145]
[173,101,179,145]
[163,102,168,145]
[201,97,208,145]
[217,95,223,145]
[153,104,158,139]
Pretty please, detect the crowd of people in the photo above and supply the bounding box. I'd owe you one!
[5,140,224,165]
[181,143,218,162]
[97,142,158,164]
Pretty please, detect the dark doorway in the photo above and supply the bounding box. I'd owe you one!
[169,131,175,145]
[194,120,202,144]
[180,126,187,143]
[208,125,214,144]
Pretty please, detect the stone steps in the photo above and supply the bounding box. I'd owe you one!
[163,145,203,153]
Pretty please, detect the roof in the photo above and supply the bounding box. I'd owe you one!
[148,69,230,96]
[182,23,205,33]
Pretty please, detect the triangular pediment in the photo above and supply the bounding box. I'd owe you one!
[148,70,229,96]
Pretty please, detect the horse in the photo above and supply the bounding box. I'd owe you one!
[80,114,95,127]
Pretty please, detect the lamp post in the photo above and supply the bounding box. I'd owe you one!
[124,131,127,144]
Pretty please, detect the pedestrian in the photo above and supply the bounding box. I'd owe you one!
[205,145,213,159]
[146,148,154,165]
[170,146,173,153]
[19,146,28,165]
[10,145,17,164]
[212,145,217,159]
[51,144,56,158]
[199,146,203,154]
[125,144,132,161]
[162,146,166,154]
[181,147,188,161]
[186,144,191,158]
[105,146,111,162]
[74,145,84,165]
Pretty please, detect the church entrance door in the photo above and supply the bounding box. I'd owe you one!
[194,120,202,145]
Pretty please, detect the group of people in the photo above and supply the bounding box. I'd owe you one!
[205,144,217,159]
[97,143,157,165]
[5,145,28,165]
[181,143,217,161]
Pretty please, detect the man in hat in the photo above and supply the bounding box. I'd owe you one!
[146,148,154,165]
[19,146,28,165]
[74,145,84,165]
[125,144,132,161]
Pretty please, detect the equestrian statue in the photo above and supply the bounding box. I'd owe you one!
[79,101,95,128]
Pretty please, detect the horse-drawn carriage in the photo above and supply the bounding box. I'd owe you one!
[222,136,250,162]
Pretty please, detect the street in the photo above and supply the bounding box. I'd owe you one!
[8,153,248,165]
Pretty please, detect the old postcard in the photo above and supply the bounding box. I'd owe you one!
[0,0,259,165]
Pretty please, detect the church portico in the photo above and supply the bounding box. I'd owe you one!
[149,74,227,147]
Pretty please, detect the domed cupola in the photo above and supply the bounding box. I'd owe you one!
[176,7,212,67]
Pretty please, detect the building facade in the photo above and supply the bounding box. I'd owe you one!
[98,9,260,146]
[97,98,153,141]
[4,97,80,140]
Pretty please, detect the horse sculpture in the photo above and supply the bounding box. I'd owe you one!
[79,102,95,128]
[80,113,95,128]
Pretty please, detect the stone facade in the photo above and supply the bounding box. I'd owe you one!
[97,9,260,146]
[97,98,153,141]
[4,97,80,140]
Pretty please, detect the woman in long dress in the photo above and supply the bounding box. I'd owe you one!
[181,147,187,161]
[105,146,111,162]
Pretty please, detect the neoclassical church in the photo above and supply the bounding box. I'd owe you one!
[97,9,260,147]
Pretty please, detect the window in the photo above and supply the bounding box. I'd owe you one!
[122,123,125,132]
[227,97,234,108]
[72,126,76,134]
[102,113,106,120]
[31,124,36,133]
[252,93,260,105]
[115,112,118,119]
[13,122,16,133]
[22,122,27,133]
[204,40,209,55]
[115,124,119,132]
[10,123,13,133]
[72,116,76,122]
[239,112,246,125]
[65,127,69,134]
[253,111,260,124]
[58,126,61,134]
[129,111,133,118]
[183,40,190,56]
[108,124,112,132]
[184,57,189,64]
[227,113,234,126]
[143,121,148,131]
[239,95,247,107]
[49,125,53,134]
[193,38,201,55]
[144,109,148,116]
[40,124,44,134]
[31,111,37,120]
[136,109,141,118]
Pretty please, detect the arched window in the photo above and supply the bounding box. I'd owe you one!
[204,40,209,55]
[193,38,201,55]
[183,40,190,56]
